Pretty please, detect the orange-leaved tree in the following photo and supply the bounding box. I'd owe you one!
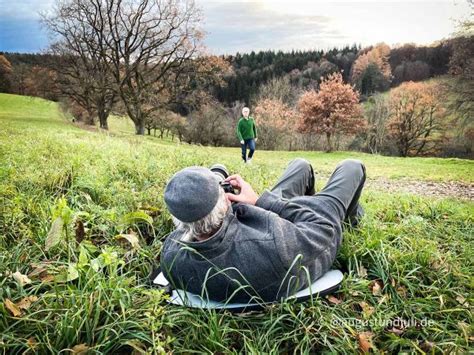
[387,81,446,157]
[0,55,12,93]
[351,43,392,95]
[298,72,365,152]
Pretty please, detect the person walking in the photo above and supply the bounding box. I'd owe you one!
[236,107,257,164]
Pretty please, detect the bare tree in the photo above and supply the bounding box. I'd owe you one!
[43,0,117,129]
[364,94,390,153]
[11,64,29,95]
[102,0,203,135]
[448,35,474,128]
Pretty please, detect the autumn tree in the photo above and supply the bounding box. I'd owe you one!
[387,81,445,157]
[351,43,392,95]
[0,55,12,93]
[301,59,338,87]
[24,66,60,101]
[298,72,364,152]
[254,98,300,150]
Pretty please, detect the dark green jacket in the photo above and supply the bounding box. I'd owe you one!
[237,117,257,141]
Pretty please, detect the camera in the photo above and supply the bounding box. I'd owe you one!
[210,164,238,195]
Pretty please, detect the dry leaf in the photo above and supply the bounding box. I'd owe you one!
[4,299,22,317]
[396,286,407,298]
[388,317,407,335]
[115,233,141,250]
[358,331,374,353]
[71,343,89,354]
[27,337,38,349]
[388,327,404,336]
[125,339,148,354]
[12,271,32,286]
[29,262,55,283]
[431,260,442,270]
[75,220,85,244]
[16,296,38,310]
[420,341,434,352]
[456,295,468,306]
[359,301,375,317]
[45,216,63,251]
[369,280,382,296]
[358,265,368,278]
[28,263,49,279]
[327,295,342,305]
[40,274,55,283]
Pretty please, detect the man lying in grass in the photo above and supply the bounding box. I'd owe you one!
[161,158,366,303]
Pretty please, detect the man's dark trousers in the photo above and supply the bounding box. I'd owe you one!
[271,158,366,226]
[241,138,256,162]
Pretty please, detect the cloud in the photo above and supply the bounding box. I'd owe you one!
[200,1,346,53]
[0,0,53,52]
[0,0,55,20]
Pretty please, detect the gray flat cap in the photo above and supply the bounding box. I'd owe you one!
[164,167,220,222]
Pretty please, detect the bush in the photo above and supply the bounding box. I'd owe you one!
[184,102,236,146]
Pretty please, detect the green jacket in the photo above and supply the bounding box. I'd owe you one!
[236,116,257,141]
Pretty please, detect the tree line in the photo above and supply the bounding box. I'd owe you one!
[214,41,452,104]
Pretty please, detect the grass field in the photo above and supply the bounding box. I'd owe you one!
[0,93,473,353]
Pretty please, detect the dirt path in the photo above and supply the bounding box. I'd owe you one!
[366,178,473,200]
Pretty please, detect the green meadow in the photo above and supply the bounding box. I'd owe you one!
[0,94,472,353]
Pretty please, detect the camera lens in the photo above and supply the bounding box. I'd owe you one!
[209,164,229,182]
[210,164,238,195]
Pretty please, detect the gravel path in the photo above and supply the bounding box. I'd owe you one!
[366,178,473,200]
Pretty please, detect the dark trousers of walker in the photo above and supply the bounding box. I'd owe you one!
[241,138,256,162]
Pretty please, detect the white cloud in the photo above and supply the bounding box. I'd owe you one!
[0,0,55,19]
[199,0,471,53]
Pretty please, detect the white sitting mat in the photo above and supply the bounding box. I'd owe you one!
[153,270,344,312]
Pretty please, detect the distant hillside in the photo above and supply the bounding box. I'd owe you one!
[215,41,453,104]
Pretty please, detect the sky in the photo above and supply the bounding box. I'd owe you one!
[0,0,471,54]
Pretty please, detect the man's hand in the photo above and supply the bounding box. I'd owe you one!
[255,137,258,142]
[224,174,258,205]
[240,140,244,145]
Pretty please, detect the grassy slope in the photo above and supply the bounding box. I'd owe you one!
[0,94,473,353]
